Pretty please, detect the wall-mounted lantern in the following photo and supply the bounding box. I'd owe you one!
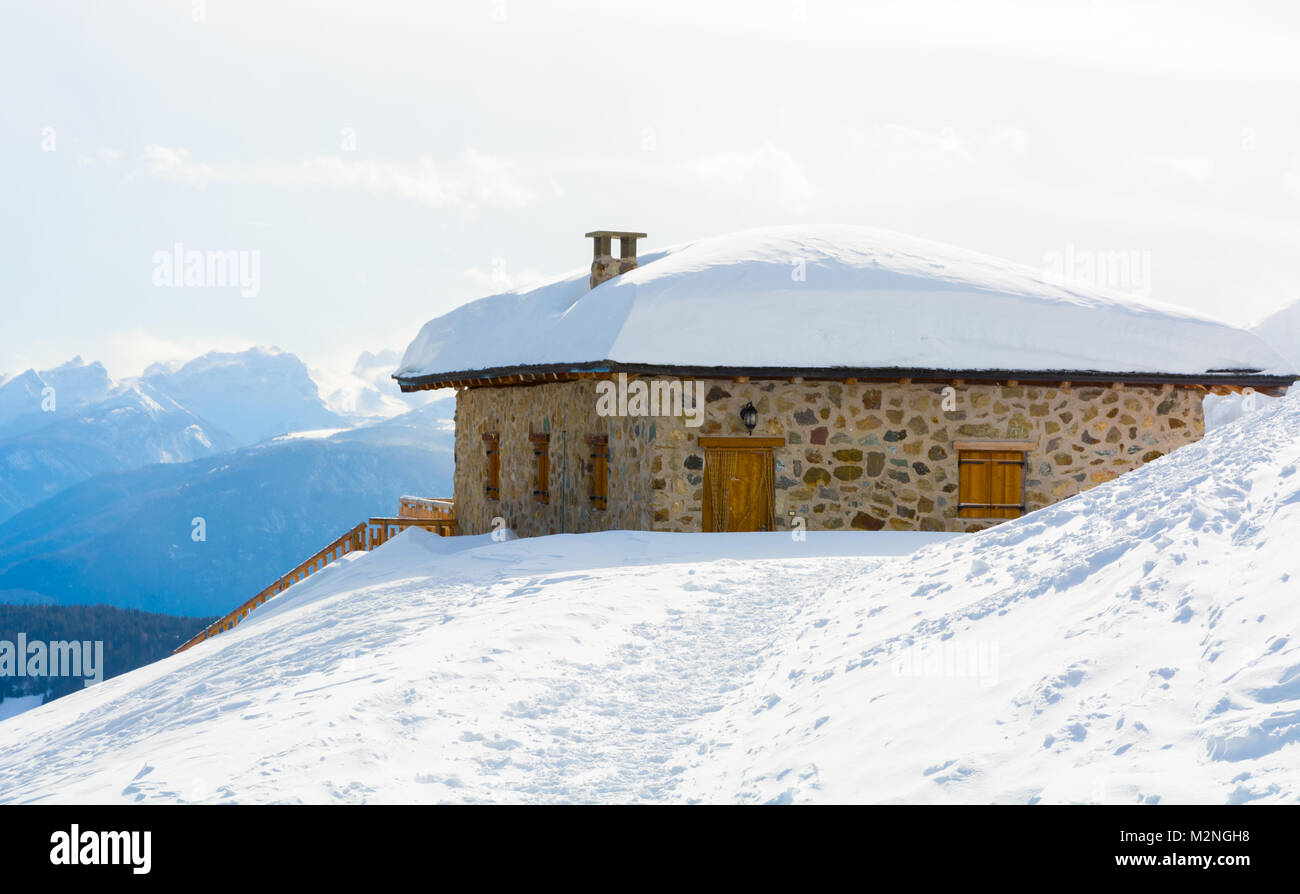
[739,401,758,435]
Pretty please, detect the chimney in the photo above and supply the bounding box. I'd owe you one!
[585,230,646,289]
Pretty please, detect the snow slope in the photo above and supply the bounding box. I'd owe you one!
[1,390,1298,803]
[398,225,1290,381]
[1203,389,1280,430]
[682,391,1300,805]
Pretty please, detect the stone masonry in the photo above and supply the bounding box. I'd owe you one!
[453,380,654,537]
[453,377,1204,536]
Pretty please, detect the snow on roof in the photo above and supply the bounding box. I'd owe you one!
[399,494,453,506]
[1251,297,1300,373]
[396,224,1292,383]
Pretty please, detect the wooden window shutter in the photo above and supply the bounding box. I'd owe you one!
[585,434,608,511]
[957,448,1025,519]
[530,432,550,504]
[482,432,500,500]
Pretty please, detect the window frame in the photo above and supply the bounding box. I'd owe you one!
[529,432,551,504]
[482,432,500,500]
[584,434,609,511]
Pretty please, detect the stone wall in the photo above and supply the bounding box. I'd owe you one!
[645,379,1204,533]
[453,377,1205,536]
[452,380,654,537]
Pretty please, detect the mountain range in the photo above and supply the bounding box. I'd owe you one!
[0,347,440,525]
[0,348,455,616]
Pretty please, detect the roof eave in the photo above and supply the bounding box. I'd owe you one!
[394,361,1296,392]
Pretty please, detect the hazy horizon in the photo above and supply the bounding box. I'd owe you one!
[5,0,1300,381]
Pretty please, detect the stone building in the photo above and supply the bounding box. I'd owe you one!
[395,226,1291,536]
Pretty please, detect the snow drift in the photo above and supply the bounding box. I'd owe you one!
[686,387,1300,804]
[0,388,1298,803]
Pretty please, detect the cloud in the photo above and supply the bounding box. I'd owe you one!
[673,125,1019,214]
[1132,152,1215,185]
[700,0,1300,79]
[461,151,537,208]
[101,330,257,380]
[75,147,123,169]
[1284,160,1300,200]
[681,143,819,213]
[462,262,549,293]
[674,125,1300,247]
[139,122,1300,257]
[982,126,1029,158]
[142,145,536,210]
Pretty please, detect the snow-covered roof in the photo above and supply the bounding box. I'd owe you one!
[396,225,1293,386]
[1251,297,1300,373]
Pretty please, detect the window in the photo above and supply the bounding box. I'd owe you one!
[482,432,500,500]
[955,441,1030,519]
[530,432,550,504]
[585,434,608,511]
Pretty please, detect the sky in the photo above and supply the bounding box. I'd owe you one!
[3,0,1300,382]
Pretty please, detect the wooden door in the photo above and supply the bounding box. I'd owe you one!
[701,440,777,532]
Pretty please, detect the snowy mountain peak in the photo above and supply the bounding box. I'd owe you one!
[141,346,345,446]
[352,349,399,376]
[314,349,438,423]
[39,356,113,399]
[0,358,114,431]
[0,346,367,524]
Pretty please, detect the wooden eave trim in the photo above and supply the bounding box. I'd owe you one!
[395,360,1294,392]
[699,437,786,448]
[952,440,1037,452]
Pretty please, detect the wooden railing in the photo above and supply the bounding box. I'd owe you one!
[368,515,455,545]
[174,498,455,654]
[398,495,455,521]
